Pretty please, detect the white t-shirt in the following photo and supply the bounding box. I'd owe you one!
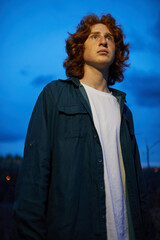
[81,83,128,240]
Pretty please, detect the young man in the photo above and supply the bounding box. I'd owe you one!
[13,14,152,240]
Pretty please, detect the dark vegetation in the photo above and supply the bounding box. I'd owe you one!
[0,155,160,240]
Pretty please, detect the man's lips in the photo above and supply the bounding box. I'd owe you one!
[97,49,109,54]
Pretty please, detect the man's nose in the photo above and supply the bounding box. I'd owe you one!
[99,36,108,46]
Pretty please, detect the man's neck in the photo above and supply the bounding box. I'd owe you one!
[80,65,110,93]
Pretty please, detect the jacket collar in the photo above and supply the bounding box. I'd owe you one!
[60,77,80,87]
[60,77,127,102]
[109,87,126,102]
[109,87,127,115]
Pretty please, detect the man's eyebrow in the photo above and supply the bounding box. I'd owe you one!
[89,31,113,37]
[89,31,101,35]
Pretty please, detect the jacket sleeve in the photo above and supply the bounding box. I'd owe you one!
[13,87,54,240]
[127,107,154,240]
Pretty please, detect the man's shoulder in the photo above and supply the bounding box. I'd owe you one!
[42,79,71,97]
[123,104,133,118]
[44,78,75,92]
[44,79,66,90]
[40,78,79,105]
[123,104,135,135]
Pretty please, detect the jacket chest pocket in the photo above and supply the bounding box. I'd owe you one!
[58,105,88,138]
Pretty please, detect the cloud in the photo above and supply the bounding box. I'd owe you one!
[128,14,160,53]
[126,70,160,107]
[20,66,32,76]
[150,14,160,39]
[129,32,160,53]
[129,31,147,52]
[0,130,24,142]
[135,88,160,107]
[31,74,56,86]
[20,69,29,76]
[148,15,160,53]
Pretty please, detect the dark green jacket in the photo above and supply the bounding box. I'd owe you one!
[13,77,152,240]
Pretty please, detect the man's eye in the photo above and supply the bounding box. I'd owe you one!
[91,35,98,40]
[106,36,113,41]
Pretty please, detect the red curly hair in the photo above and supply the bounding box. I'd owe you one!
[63,14,129,86]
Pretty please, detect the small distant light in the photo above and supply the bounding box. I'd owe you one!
[154,168,159,173]
[6,176,11,181]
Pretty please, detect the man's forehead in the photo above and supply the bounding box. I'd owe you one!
[90,23,112,34]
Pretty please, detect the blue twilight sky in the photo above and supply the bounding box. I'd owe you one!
[0,0,160,166]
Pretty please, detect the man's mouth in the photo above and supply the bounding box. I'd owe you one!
[97,49,109,54]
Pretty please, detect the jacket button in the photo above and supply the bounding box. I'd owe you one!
[94,134,97,138]
[98,159,102,163]
[100,185,104,190]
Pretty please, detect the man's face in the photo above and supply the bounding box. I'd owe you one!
[83,23,115,70]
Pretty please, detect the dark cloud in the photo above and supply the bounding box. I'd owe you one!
[150,14,160,39]
[148,15,160,53]
[129,33,160,53]
[126,71,160,107]
[128,15,160,53]
[135,88,160,107]
[129,31,147,52]
[31,74,56,86]
[0,131,24,142]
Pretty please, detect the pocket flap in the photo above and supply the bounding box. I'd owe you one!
[58,105,87,115]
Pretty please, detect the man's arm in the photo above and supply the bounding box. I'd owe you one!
[127,107,154,239]
[13,88,53,240]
